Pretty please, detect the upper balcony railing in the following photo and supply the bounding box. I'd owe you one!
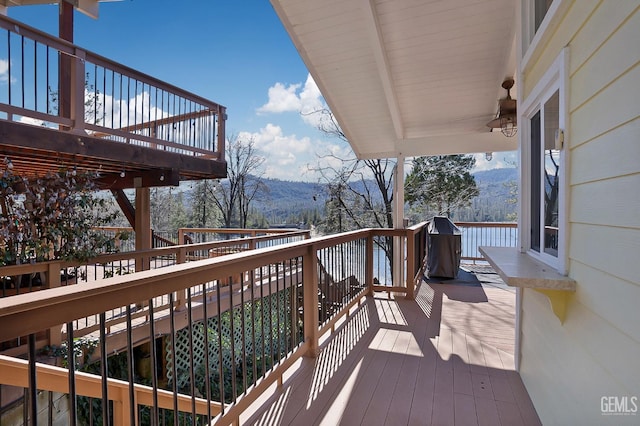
[0,15,226,158]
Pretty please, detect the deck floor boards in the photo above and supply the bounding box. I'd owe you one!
[242,270,541,425]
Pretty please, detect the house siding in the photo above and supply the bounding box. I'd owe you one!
[519,1,640,424]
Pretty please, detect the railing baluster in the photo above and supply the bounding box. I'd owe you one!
[149,297,160,425]
[126,305,136,425]
[240,269,248,396]
[187,287,196,425]
[268,266,275,369]
[250,267,258,386]
[275,262,282,365]
[259,267,266,379]
[229,276,237,403]
[28,333,37,426]
[48,390,53,426]
[100,312,110,426]
[33,40,37,111]
[166,292,177,425]
[93,62,98,125]
[216,279,225,412]
[67,322,77,425]
[6,28,10,106]
[20,34,25,108]
[202,282,212,422]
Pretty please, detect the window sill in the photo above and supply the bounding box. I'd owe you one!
[479,246,575,323]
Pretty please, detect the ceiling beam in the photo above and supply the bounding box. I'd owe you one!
[355,131,517,160]
[96,169,180,190]
[362,0,404,140]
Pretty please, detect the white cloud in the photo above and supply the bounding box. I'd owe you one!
[256,82,302,114]
[0,59,8,82]
[18,116,52,127]
[238,123,353,182]
[257,74,325,128]
[473,151,518,171]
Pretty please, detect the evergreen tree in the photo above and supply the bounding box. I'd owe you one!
[405,155,479,218]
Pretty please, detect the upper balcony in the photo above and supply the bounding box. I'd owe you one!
[0,14,227,190]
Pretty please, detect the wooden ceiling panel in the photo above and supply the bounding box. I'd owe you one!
[271,0,517,158]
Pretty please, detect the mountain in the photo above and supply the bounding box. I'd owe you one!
[255,168,518,224]
[252,179,327,224]
[175,168,518,226]
[473,167,517,199]
[460,167,518,221]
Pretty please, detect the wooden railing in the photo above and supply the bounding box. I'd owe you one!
[0,15,226,158]
[0,224,428,425]
[454,222,518,261]
[0,230,311,356]
[177,227,305,245]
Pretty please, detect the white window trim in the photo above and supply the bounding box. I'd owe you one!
[520,0,571,74]
[519,47,570,274]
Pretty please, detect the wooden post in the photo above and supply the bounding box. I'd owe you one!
[217,106,226,158]
[366,234,374,297]
[70,48,86,133]
[47,262,63,348]
[302,245,319,357]
[113,398,127,426]
[406,230,415,300]
[58,1,73,130]
[135,187,151,272]
[176,246,187,309]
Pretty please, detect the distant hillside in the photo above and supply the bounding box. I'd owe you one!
[253,179,327,224]
[473,167,517,199]
[178,168,518,226]
[255,168,517,224]
[460,167,518,221]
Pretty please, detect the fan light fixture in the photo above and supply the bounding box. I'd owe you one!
[487,78,517,137]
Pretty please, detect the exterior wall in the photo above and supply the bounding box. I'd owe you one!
[519,1,640,424]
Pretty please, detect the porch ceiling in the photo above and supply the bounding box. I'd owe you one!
[271,0,518,159]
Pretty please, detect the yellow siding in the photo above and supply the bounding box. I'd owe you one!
[522,0,599,100]
[571,62,640,146]
[521,289,638,421]
[570,117,640,183]
[571,175,640,228]
[520,1,640,424]
[569,4,640,111]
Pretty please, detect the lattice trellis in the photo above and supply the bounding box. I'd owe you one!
[166,288,299,392]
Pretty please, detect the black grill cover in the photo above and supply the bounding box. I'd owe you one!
[427,216,462,278]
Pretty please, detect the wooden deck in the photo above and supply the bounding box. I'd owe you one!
[242,267,541,425]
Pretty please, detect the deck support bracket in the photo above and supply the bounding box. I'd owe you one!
[533,288,573,324]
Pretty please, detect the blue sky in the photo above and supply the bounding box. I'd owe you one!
[7,1,513,181]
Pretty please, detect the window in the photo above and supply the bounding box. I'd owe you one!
[520,49,568,272]
[534,0,554,34]
[530,91,560,258]
[521,0,569,70]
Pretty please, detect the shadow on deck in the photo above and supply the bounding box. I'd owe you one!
[242,267,541,425]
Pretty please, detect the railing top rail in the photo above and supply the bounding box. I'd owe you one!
[0,241,306,342]
[180,227,303,235]
[0,15,226,113]
[407,221,429,232]
[0,227,394,341]
[454,221,517,227]
[0,230,309,275]
[0,14,75,54]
